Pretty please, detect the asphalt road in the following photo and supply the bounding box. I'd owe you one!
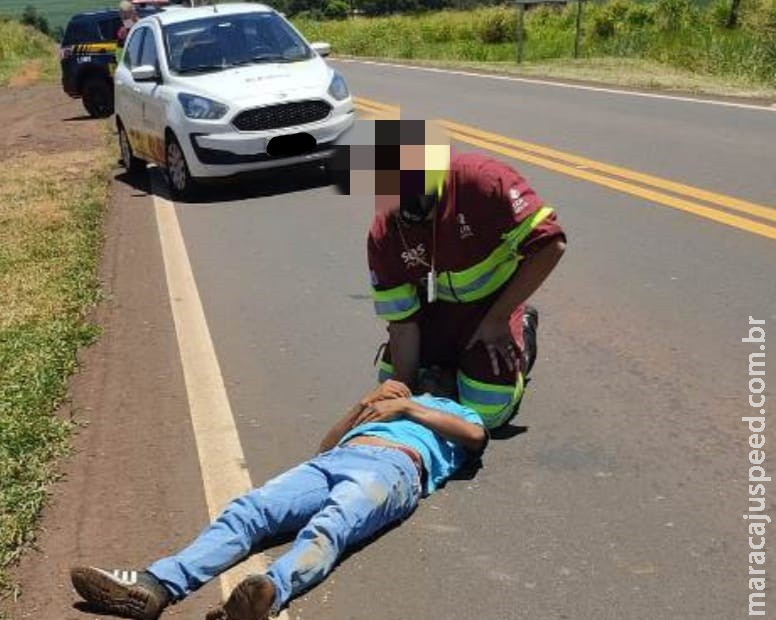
[11,63,775,620]
[157,61,775,619]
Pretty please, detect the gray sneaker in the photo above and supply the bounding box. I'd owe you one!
[70,566,170,620]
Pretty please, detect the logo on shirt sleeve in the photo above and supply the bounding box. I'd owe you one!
[509,187,529,216]
[457,213,474,239]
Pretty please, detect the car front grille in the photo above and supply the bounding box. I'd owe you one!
[232,100,332,132]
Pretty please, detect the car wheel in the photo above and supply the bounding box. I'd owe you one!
[165,134,196,199]
[82,77,114,118]
[118,123,145,175]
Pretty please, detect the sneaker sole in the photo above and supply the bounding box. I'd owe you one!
[71,567,162,620]
[207,575,274,620]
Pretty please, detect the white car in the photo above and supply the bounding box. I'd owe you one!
[114,2,354,197]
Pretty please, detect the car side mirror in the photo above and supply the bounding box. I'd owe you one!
[311,42,331,57]
[131,64,160,82]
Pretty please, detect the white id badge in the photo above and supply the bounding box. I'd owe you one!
[427,270,437,303]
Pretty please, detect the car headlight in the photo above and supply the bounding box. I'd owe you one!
[328,72,349,101]
[177,93,228,120]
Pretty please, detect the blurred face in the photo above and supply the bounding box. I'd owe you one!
[341,119,450,218]
[375,193,399,218]
[373,143,445,224]
[400,144,425,170]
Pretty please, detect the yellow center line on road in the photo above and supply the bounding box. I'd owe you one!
[448,129,776,240]
[442,120,776,224]
[151,174,290,617]
[352,96,776,241]
[354,98,400,119]
[354,97,399,116]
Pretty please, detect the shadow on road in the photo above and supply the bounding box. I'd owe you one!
[114,168,153,198]
[490,424,528,441]
[114,162,336,206]
[63,115,94,122]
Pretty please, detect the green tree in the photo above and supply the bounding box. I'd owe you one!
[287,0,327,16]
[21,5,50,36]
[356,0,421,16]
[325,0,350,18]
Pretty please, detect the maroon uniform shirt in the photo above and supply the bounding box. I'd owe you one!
[368,151,565,329]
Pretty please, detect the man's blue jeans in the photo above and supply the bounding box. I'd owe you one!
[147,444,422,613]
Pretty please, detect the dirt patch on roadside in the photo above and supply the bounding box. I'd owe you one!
[0,149,104,327]
[9,60,42,88]
[0,84,111,328]
[0,81,218,620]
[0,83,102,162]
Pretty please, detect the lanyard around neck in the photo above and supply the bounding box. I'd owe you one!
[396,208,438,302]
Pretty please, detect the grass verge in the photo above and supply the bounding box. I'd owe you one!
[294,0,776,95]
[0,130,114,599]
[0,19,58,87]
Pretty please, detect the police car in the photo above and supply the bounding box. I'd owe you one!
[59,1,183,118]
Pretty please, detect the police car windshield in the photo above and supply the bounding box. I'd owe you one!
[164,12,312,75]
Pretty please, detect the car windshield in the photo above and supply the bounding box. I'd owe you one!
[163,12,312,75]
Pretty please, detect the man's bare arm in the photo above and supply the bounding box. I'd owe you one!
[317,401,367,454]
[355,398,487,453]
[317,381,411,453]
[466,238,566,375]
[387,321,421,390]
[407,402,486,452]
[486,238,566,322]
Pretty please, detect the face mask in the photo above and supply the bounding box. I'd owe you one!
[123,18,134,28]
[399,194,437,225]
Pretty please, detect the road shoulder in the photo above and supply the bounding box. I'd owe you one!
[3,168,218,620]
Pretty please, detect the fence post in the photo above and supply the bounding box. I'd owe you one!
[574,0,583,59]
[516,2,525,64]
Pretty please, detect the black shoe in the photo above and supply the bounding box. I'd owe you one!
[70,567,170,620]
[503,306,538,425]
[520,305,539,379]
[205,575,276,620]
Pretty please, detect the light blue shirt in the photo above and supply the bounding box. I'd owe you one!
[339,394,485,495]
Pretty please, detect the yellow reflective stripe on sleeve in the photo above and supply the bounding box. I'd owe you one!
[436,206,555,303]
[503,205,555,251]
[372,284,420,321]
[436,240,518,303]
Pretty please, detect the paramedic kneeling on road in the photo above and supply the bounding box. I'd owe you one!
[368,121,567,428]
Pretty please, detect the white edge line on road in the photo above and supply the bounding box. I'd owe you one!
[151,174,290,618]
[335,58,776,113]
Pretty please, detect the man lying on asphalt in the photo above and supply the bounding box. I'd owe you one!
[70,376,487,620]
